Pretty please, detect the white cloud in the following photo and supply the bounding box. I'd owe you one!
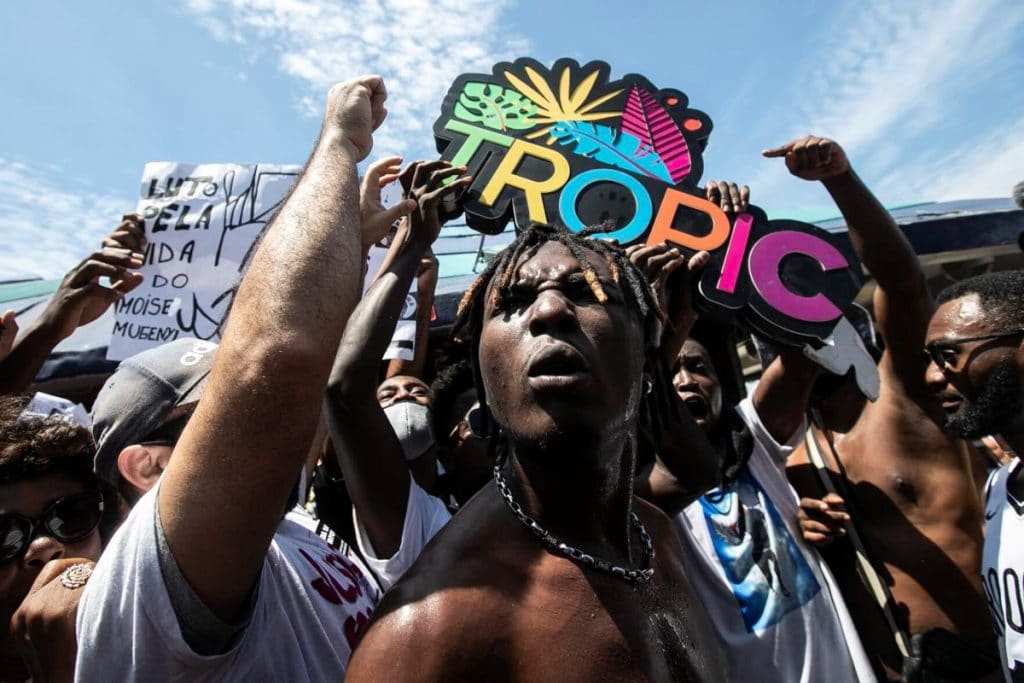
[750,0,1024,208]
[0,159,131,280]
[182,0,529,159]
[878,113,1024,202]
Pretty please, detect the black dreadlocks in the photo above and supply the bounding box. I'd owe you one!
[452,223,666,444]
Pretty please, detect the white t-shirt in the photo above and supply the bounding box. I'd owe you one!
[673,396,875,683]
[75,486,381,682]
[981,457,1024,682]
[353,479,452,590]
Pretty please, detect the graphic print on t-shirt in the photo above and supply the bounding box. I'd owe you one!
[700,469,820,632]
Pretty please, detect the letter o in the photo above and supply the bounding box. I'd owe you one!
[559,169,652,244]
[171,274,189,289]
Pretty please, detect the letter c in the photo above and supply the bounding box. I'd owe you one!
[747,231,848,323]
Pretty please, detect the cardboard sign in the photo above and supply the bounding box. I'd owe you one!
[109,163,417,361]
[433,58,863,344]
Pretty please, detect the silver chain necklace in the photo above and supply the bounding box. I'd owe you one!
[493,462,654,584]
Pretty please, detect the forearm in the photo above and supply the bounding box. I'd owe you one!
[823,170,923,293]
[159,128,364,620]
[386,276,434,379]
[753,349,820,444]
[238,130,363,350]
[326,235,426,556]
[0,321,63,394]
[329,232,425,394]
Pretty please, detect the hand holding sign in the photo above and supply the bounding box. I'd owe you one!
[400,161,473,248]
[628,243,709,364]
[39,219,146,342]
[102,213,148,253]
[763,136,850,182]
[324,75,389,161]
[704,180,750,215]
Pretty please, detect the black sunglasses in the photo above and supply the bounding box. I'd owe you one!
[922,329,1024,371]
[449,402,486,441]
[0,490,104,564]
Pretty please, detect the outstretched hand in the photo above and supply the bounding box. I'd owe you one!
[399,161,473,247]
[323,75,388,161]
[360,156,417,251]
[763,135,850,181]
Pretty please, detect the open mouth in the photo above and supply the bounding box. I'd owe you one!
[527,343,590,390]
[680,393,709,420]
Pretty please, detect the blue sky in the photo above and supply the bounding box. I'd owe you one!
[1,0,1022,279]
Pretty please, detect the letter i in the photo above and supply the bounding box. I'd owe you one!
[716,213,754,294]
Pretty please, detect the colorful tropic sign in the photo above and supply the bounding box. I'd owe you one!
[434,58,863,345]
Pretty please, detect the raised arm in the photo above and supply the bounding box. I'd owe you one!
[386,249,437,380]
[630,182,745,514]
[763,136,931,393]
[326,161,470,557]
[751,347,822,444]
[157,77,413,621]
[0,215,145,394]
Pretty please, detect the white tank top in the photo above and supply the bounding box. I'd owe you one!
[981,457,1024,682]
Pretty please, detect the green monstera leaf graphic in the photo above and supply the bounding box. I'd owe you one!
[453,82,538,132]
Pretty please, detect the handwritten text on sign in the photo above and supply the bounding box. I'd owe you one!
[107,162,300,360]
[433,58,863,344]
[108,162,418,361]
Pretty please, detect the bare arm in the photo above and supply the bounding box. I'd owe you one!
[0,215,145,394]
[157,77,404,621]
[764,136,931,394]
[631,183,746,513]
[751,347,822,444]
[326,161,470,557]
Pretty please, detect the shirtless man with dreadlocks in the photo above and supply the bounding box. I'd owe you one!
[346,224,724,682]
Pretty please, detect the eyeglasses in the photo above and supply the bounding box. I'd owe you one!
[923,329,1024,371]
[0,490,104,564]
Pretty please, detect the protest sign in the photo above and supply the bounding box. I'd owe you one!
[433,58,864,346]
[108,162,300,360]
[109,162,417,361]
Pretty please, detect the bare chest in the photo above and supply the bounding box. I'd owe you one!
[470,559,723,683]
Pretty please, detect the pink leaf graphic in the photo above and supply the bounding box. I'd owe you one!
[621,85,691,184]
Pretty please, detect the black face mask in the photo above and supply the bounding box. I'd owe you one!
[946,360,1022,439]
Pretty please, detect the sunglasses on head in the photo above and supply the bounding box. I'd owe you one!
[0,490,104,564]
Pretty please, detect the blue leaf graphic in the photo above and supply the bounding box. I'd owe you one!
[549,122,673,183]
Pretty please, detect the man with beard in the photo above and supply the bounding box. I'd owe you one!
[346,223,725,682]
[924,270,1024,682]
[770,136,997,681]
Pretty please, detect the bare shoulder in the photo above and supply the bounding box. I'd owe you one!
[347,582,488,681]
[348,488,525,681]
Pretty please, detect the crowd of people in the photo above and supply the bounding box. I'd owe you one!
[0,75,1022,682]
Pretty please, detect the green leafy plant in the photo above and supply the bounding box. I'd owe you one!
[453,81,538,132]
